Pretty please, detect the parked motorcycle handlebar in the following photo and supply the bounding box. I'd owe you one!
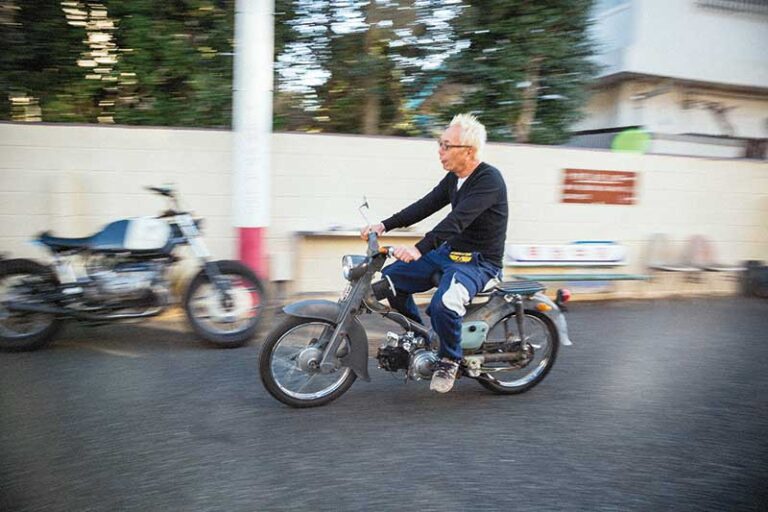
[145,186,175,198]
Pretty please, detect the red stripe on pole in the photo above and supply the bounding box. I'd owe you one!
[239,226,268,279]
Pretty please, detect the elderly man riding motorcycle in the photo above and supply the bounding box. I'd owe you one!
[361,113,508,393]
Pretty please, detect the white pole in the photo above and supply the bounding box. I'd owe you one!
[233,0,274,278]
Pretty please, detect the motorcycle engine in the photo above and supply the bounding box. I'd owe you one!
[376,331,437,380]
[408,349,438,380]
[86,259,166,302]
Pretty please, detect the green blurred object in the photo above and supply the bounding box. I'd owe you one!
[611,128,651,153]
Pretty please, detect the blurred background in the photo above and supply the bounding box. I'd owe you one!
[1,0,767,297]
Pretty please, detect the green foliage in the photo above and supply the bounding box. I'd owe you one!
[276,0,456,135]
[1,0,252,127]
[1,0,596,144]
[0,0,96,122]
[435,0,597,144]
[106,0,236,127]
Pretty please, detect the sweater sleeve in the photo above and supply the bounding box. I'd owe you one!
[381,175,451,232]
[414,171,500,255]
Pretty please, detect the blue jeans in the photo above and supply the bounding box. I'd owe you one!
[381,244,501,361]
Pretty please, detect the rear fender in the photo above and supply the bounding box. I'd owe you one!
[526,293,572,346]
[464,293,572,346]
[283,300,370,381]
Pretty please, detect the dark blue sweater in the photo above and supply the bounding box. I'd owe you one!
[382,162,508,267]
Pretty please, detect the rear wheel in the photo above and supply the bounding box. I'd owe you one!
[477,310,558,394]
[0,259,61,352]
[259,316,356,408]
[184,261,266,348]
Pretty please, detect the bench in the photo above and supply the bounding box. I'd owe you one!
[512,273,650,282]
[504,241,650,284]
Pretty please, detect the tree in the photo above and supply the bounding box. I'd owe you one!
[436,0,597,144]
[276,0,457,135]
[107,0,236,127]
[0,0,100,122]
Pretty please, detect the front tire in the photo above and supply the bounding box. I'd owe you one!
[183,260,266,348]
[476,310,559,395]
[0,259,61,352]
[259,316,357,408]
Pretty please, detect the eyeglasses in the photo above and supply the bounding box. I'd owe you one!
[437,140,472,151]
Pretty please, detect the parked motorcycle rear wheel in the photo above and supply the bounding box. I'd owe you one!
[477,310,559,394]
[259,316,357,408]
[0,259,61,352]
[183,260,266,348]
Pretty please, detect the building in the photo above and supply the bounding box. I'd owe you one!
[569,0,768,158]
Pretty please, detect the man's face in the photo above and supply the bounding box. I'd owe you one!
[438,125,474,172]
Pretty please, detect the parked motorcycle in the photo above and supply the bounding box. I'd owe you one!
[259,206,572,408]
[0,185,266,351]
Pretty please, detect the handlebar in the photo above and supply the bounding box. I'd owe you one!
[366,231,393,258]
[145,186,175,198]
[367,231,380,256]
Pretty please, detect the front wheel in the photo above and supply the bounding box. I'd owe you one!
[476,310,559,395]
[0,259,61,352]
[259,316,357,408]
[183,260,266,348]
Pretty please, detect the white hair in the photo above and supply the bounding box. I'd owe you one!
[449,113,487,158]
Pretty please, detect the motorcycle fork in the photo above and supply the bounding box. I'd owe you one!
[202,261,233,306]
[318,279,366,373]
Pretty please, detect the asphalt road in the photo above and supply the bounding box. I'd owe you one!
[1,297,767,512]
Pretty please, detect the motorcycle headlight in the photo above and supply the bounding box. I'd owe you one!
[342,255,368,281]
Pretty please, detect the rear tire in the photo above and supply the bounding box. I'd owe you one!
[259,316,357,408]
[477,310,559,395]
[0,259,61,352]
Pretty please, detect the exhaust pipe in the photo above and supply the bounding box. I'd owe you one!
[6,302,65,315]
[5,301,161,321]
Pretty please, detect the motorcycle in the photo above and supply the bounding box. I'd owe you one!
[0,185,266,351]
[259,203,572,408]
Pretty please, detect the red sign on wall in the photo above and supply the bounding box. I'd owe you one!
[562,169,637,205]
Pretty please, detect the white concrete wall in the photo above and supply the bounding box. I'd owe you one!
[1,123,767,294]
[591,0,768,89]
[0,123,236,263]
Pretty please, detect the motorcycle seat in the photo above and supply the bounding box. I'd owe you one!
[494,280,546,296]
[37,231,98,250]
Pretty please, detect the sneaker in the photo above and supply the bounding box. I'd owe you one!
[430,358,459,393]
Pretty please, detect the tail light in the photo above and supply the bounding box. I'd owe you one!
[556,288,571,310]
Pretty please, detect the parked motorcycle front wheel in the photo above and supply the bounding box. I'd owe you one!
[183,260,266,348]
[477,310,559,394]
[0,259,61,352]
[259,316,357,408]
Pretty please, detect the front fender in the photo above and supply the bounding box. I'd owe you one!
[283,300,370,381]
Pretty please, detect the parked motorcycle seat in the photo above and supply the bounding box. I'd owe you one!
[37,231,98,250]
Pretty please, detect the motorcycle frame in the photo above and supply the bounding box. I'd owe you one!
[279,233,572,383]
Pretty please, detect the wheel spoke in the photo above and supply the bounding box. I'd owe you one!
[480,313,556,390]
[264,320,354,402]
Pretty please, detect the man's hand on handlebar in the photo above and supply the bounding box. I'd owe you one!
[360,223,386,240]
[392,245,421,263]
